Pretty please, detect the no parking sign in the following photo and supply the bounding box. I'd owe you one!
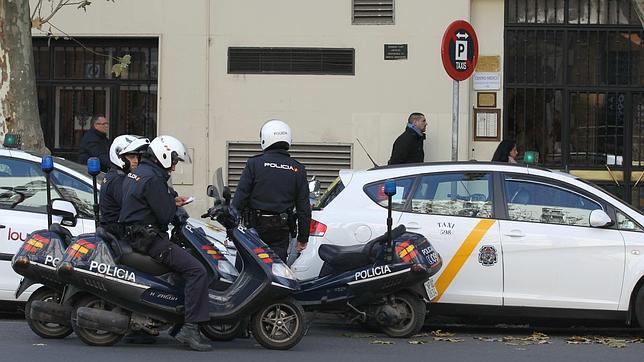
[441,20,479,81]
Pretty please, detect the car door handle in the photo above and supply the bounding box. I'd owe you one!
[504,230,525,238]
[405,222,421,230]
[0,224,5,229]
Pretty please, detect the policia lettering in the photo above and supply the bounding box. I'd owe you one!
[89,261,136,282]
[354,265,392,281]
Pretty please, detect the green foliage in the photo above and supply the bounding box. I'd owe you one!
[111,55,131,77]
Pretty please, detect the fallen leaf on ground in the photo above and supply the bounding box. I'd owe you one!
[431,329,455,337]
[474,336,503,342]
[408,340,428,345]
[502,332,550,346]
[371,340,395,345]
[433,337,463,342]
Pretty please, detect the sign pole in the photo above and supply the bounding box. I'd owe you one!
[452,80,459,161]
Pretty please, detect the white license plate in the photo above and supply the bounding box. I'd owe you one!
[424,277,438,301]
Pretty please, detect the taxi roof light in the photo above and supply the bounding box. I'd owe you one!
[2,133,21,149]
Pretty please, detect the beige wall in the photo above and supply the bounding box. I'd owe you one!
[30,0,504,211]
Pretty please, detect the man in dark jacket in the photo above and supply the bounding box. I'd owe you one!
[232,119,311,261]
[119,135,211,352]
[78,115,110,172]
[388,112,427,165]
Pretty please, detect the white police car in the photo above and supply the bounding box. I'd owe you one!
[292,162,644,327]
[0,146,97,304]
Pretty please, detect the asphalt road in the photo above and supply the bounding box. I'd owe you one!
[0,315,643,362]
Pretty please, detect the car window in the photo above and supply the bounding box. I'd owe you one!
[364,177,415,211]
[51,170,94,218]
[317,177,345,209]
[505,178,601,227]
[409,172,493,218]
[616,210,644,232]
[0,156,52,213]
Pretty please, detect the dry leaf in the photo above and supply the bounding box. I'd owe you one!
[433,337,463,342]
[431,329,455,337]
[31,17,44,30]
[408,340,427,345]
[502,332,550,346]
[474,336,503,342]
[412,332,431,338]
[371,340,395,345]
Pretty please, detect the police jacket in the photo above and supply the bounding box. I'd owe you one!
[232,149,311,243]
[78,128,110,172]
[99,166,126,226]
[119,158,176,232]
[388,126,426,165]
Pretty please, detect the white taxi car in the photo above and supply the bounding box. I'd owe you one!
[0,147,98,304]
[292,162,644,327]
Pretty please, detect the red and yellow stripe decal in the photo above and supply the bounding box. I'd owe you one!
[434,219,496,302]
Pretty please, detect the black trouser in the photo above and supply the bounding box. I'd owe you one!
[147,237,210,323]
[255,216,290,262]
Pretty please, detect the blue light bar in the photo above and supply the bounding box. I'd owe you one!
[87,157,101,176]
[384,179,396,196]
[41,155,54,172]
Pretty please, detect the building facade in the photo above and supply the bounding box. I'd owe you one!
[29,0,643,210]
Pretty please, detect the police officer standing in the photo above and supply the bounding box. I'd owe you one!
[119,135,212,352]
[100,135,149,238]
[232,119,311,261]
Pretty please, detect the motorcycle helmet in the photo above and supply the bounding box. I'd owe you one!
[119,136,150,171]
[109,135,145,170]
[260,119,291,151]
[148,135,190,169]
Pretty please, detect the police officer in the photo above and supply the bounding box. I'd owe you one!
[119,135,212,352]
[100,135,149,238]
[232,119,311,261]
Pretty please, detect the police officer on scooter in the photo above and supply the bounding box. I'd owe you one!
[232,119,311,261]
[119,135,212,351]
[100,135,149,239]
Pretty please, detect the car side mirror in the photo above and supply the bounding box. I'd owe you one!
[51,199,78,227]
[589,209,613,228]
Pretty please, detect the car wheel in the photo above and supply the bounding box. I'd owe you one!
[635,286,644,328]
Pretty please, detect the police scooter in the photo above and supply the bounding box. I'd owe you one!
[54,173,306,350]
[11,155,83,339]
[293,179,443,338]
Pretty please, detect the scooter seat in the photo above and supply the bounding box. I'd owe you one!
[318,225,406,273]
[96,228,171,276]
[49,223,72,247]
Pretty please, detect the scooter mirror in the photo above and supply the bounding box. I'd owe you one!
[51,198,78,227]
[222,186,231,205]
[206,185,215,198]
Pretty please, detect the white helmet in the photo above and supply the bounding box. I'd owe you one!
[260,119,292,150]
[109,135,149,170]
[148,135,190,169]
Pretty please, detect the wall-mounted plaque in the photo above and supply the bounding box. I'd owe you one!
[384,44,408,60]
[477,92,497,108]
[473,108,501,141]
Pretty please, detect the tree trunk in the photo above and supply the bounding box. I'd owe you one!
[0,0,47,153]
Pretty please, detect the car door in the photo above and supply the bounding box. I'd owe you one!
[397,171,503,306]
[0,156,86,301]
[499,174,625,310]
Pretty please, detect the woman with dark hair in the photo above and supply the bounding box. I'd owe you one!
[492,139,518,163]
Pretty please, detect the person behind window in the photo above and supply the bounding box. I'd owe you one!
[78,115,110,172]
[492,139,518,164]
[388,112,427,165]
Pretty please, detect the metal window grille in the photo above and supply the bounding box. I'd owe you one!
[352,0,395,24]
[226,142,353,193]
[228,47,355,75]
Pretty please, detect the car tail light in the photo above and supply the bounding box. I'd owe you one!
[309,219,327,237]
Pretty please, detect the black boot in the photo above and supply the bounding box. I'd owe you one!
[174,323,212,351]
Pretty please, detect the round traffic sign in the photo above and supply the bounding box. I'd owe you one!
[441,20,479,81]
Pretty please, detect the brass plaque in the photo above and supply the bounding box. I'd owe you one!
[476,56,501,72]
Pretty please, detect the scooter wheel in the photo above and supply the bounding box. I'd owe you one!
[250,298,306,350]
[200,317,249,341]
[26,287,73,339]
[380,292,426,338]
[71,296,124,346]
